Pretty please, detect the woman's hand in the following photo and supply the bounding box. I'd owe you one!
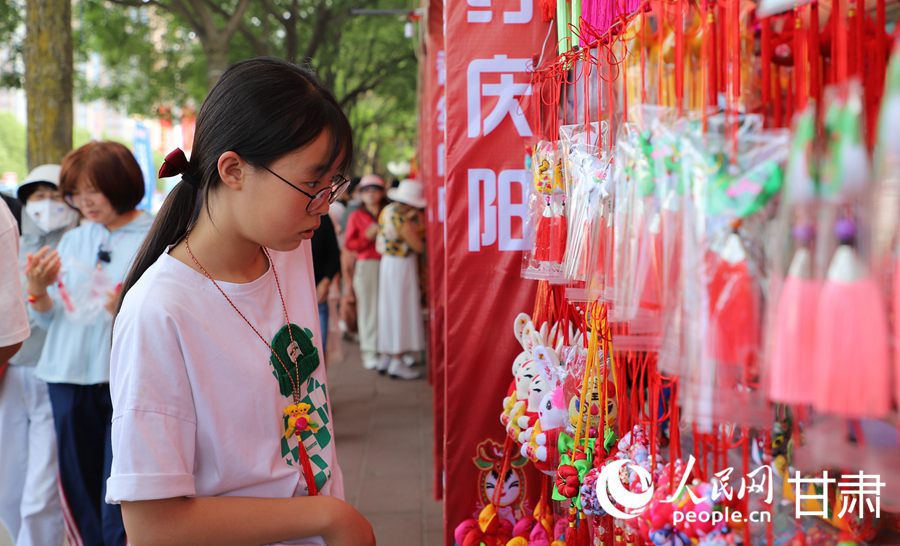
[105,284,123,315]
[316,278,331,304]
[365,223,379,241]
[25,246,61,295]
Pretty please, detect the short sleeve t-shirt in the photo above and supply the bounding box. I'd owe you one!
[0,200,29,348]
[107,242,342,546]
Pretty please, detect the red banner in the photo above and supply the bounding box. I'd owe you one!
[421,0,447,501]
[442,2,548,543]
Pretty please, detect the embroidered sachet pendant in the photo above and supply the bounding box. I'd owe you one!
[270,324,319,395]
[270,324,330,495]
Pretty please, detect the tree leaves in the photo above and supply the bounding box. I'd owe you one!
[76,0,418,172]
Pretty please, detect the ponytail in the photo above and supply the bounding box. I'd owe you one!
[117,149,201,315]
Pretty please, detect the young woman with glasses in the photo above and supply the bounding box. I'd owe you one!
[108,58,373,546]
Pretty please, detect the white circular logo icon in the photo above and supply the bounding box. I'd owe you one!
[595,459,655,519]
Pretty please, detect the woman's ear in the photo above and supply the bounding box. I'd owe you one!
[217,151,247,191]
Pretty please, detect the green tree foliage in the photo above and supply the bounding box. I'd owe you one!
[0,0,24,88]
[0,113,28,179]
[75,0,419,173]
[0,114,92,180]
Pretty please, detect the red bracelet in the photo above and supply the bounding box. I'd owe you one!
[27,293,45,304]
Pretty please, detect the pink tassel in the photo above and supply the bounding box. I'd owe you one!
[769,248,821,405]
[814,245,892,418]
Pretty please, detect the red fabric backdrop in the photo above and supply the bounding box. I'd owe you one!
[440,1,549,543]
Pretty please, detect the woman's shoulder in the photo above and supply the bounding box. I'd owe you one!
[118,253,205,320]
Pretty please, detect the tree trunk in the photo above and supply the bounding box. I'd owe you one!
[204,39,230,90]
[24,0,72,169]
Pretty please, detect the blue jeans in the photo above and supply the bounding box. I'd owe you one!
[318,301,329,356]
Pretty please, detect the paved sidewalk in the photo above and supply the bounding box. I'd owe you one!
[327,339,444,546]
[0,338,444,546]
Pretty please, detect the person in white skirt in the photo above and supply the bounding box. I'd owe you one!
[376,179,426,379]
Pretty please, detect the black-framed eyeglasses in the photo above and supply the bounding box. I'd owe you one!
[261,165,350,213]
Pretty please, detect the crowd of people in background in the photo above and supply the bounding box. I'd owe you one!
[0,143,427,545]
[315,173,428,380]
[1,142,151,546]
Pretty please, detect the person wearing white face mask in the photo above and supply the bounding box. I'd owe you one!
[0,164,74,546]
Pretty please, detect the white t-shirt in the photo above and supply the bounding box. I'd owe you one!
[107,242,342,546]
[0,200,29,349]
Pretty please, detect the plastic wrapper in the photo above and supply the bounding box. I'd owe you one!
[793,82,896,478]
[606,107,679,349]
[563,145,613,287]
[676,115,788,430]
[763,104,820,407]
[522,140,568,282]
[44,259,119,325]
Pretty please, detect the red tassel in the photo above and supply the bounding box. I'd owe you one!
[761,17,772,124]
[541,0,557,23]
[835,0,848,85]
[550,214,568,264]
[706,1,718,112]
[705,239,760,383]
[576,516,591,545]
[296,437,319,496]
[675,0,685,115]
[795,9,809,111]
[809,1,822,106]
[773,64,783,127]
[536,207,552,261]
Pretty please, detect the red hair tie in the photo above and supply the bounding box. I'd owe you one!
[159,148,190,179]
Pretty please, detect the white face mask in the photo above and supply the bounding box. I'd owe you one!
[25,199,79,233]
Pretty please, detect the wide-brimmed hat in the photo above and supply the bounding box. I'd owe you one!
[17,164,62,203]
[388,179,426,209]
[358,174,385,190]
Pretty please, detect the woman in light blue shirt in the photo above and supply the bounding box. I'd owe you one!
[24,141,152,546]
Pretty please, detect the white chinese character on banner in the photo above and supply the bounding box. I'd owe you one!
[436,143,445,177]
[467,0,533,24]
[467,0,492,23]
[838,472,885,519]
[437,95,446,133]
[437,50,446,87]
[504,0,533,23]
[468,168,529,252]
[467,55,533,138]
[788,471,836,518]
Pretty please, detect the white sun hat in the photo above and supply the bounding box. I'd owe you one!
[387,179,426,209]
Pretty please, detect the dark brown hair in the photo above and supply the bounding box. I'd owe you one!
[59,141,145,214]
[118,57,353,313]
